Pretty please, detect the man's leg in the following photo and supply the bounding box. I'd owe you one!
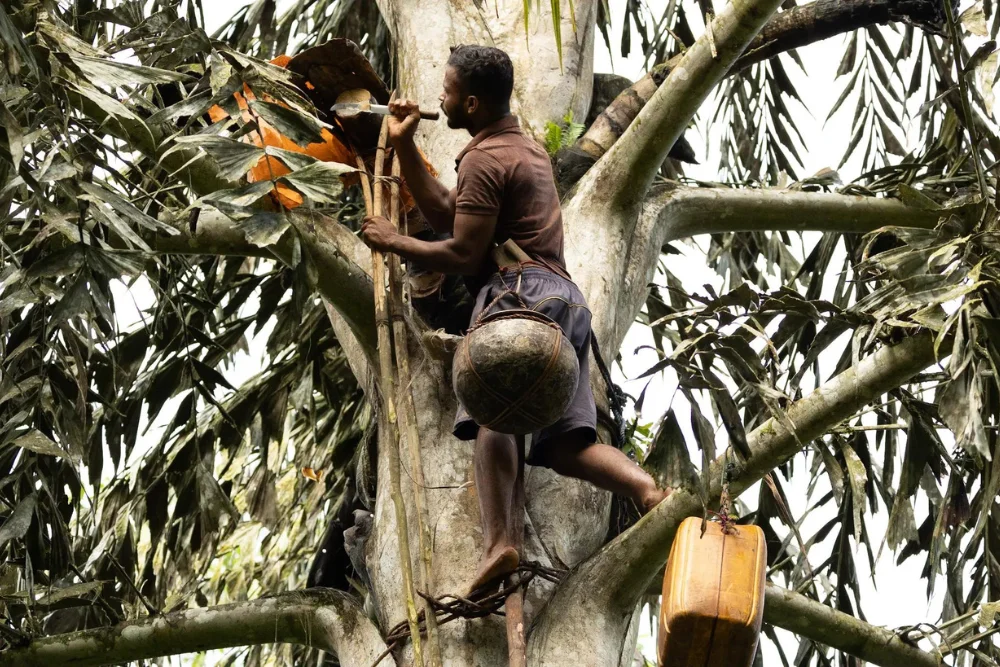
[468,427,522,593]
[537,429,669,514]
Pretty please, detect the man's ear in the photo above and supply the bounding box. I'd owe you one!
[466,95,479,115]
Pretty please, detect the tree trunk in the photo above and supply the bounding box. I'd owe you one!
[376,0,596,186]
[360,8,611,665]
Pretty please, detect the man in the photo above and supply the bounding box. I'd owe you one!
[361,45,669,593]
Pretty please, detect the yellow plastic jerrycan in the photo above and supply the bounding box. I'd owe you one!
[658,516,766,667]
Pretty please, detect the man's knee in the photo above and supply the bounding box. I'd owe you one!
[532,428,594,472]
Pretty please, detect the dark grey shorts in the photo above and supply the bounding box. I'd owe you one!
[453,267,597,465]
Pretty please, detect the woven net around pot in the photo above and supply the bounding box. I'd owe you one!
[453,309,579,435]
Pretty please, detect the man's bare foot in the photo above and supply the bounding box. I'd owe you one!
[466,546,520,596]
[640,487,671,515]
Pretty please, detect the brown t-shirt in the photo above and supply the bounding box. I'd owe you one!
[452,116,570,279]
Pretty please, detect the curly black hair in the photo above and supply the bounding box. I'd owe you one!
[447,45,514,109]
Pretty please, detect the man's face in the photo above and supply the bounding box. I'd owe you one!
[440,66,472,130]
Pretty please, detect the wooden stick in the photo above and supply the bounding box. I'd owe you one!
[504,588,527,667]
[354,155,373,213]
[387,155,442,667]
[505,434,527,667]
[364,120,423,667]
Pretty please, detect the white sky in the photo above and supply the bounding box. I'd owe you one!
[140,0,988,664]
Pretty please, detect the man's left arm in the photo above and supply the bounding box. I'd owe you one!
[361,211,496,276]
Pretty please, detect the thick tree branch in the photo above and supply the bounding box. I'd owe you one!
[656,184,942,243]
[586,0,786,212]
[763,584,943,667]
[0,590,390,667]
[288,211,377,359]
[564,0,947,191]
[151,212,276,257]
[737,0,947,72]
[571,184,941,373]
[528,332,941,665]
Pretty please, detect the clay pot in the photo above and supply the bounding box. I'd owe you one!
[453,309,579,435]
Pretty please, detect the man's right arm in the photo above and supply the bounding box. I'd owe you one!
[387,99,455,234]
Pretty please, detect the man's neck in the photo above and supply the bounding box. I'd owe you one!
[467,111,511,137]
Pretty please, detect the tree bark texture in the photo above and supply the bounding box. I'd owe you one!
[0,590,387,667]
[738,0,949,71]
[375,0,597,187]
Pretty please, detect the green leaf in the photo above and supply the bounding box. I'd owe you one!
[50,273,93,324]
[10,431,69,459]
[565,119,585,145]
[840,437,868,543]
[192,358,235,391]
[241,211,290,247]
[551,0,563,71]
[36,12,104,57]
[702,366,750,460]
[0,377,42,406]
[195,463,239,524]
[171,135,266,182]
[86,246,145,279]
[34,581,105,609]
[33,160,77,184]
[277,161,354,204]
[836,32,858,78]
[86,202,151,251]
[0,5,37,76]
[70,80,146,124]
[146,89,212,126]
[25,245,87,279]
[0,494,36,549]
[249,100,325,146]
[264,145,320,172]
[886,496,918,550]
[69,54,192,87]
[544,121,564,155]
[0,290,31,318]
[200,181,273,219]
[209,52,234,96]
[938,365,990,459]
[643,409,703,498]
[248,466,278,529]
[818,441,845,504]
[78,181,174,234]
[0,100,25,166]
[897,183,942,211]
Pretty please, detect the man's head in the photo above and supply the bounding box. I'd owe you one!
[440,45,514,131]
